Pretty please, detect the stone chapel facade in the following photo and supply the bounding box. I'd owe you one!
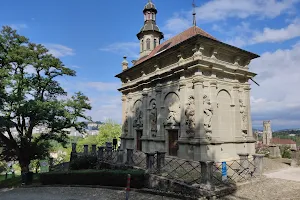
[115,1,260,162]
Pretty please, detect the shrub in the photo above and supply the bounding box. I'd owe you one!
[40,169,145,188]
[69,155,98,170]
[280,145,291,159]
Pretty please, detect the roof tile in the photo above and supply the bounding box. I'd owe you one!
[134,26,217,65]
[271,138,296,145]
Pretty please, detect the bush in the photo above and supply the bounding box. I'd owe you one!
[280,145,292,159]
[69,155,98,170]
[40,169,145,188]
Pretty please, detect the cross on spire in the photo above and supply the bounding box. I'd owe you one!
[192,0,197,26]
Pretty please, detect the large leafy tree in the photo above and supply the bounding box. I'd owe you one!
[0,26,91,173]
[96,119,121,146]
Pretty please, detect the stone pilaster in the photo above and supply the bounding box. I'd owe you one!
[121,95,127,124]
[233,83,242,140]
[127,95,133,138]
[179,75,187,140]
[209,80,218,141]
[142,89,148,137]
[192,72,205,141]
[244,85,253,139]
[155,84,163,138]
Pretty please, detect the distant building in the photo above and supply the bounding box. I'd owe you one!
[271,138,297,150]
[262,121,272,145]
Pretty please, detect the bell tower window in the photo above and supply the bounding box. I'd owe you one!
[146,39,151,50]
[154,39,157,48]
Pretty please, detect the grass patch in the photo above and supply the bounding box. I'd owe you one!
[0,173,40,188]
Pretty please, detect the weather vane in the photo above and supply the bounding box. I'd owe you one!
[193,0,197,26]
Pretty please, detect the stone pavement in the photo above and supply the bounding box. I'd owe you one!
[223,167,300,200]
[0,187,178,200]
[264,167,300,182]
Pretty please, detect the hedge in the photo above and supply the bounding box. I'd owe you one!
[40,169,146,189]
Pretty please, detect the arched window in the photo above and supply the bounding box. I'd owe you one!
[154,39,157,48]
[146,38,150,50]
[141,40,144,51]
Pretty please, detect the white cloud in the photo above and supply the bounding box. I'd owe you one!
[45,44,75,58]
[250,41,300,129]
[10,24,28,30]
[85,82,120,92]
[194,0,299,22]
[99,42,140,58]
[252,22,300,43]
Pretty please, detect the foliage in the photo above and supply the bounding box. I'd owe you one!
[280,145,292,159]
[69,155,98,170]
[39,169,145,188]
[96,119,121,146]
[255,146,270,157]
[0,161,7,173]
[0,26,91,172]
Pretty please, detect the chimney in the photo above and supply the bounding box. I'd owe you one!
[122,56,129,71]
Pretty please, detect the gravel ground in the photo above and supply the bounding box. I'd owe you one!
[222,177,300,200]
[0,187,179,200]
[263,157,290,173]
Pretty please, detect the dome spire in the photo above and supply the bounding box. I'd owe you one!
[137,0,164,58]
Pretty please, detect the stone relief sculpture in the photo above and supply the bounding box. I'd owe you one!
[164,93,180,126]
[133,101,143,129]
[203,95,213,140]
[149,101,157,137]
[185,96,195,138]
[239,99,248,139]
[239,99,248,131]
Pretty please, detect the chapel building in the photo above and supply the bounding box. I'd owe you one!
[115,0,260,161]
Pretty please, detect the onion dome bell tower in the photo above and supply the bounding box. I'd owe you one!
[137,0,164,58]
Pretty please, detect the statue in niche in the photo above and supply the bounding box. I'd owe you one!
[239,99,248,133]
[185,96,195,138]
[149,101,157,137]
[164,102,180,126]
[203,95,213,132]
[133,107,143,129]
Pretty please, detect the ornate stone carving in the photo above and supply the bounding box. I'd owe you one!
[203,95,213,140]
[185,96,196,138]
[164,93,180,126]
[149,101,157,137]
[133,107,143,129]
[211,48,218,59]
[239,99,248,133]
[192,44,204,57]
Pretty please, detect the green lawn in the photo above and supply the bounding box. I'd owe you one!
[0,173,40,188]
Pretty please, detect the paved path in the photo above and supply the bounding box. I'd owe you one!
[264,167,300,182]
[0,187,178,200]
[223,167,300,200]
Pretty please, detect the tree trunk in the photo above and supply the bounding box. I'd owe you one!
[19,159,30,173]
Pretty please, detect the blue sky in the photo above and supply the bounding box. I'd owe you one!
[1,0,300,130]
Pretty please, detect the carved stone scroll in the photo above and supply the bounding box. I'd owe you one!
[203,95,213,140]
[239,99,248,136]
[185,96,196,138]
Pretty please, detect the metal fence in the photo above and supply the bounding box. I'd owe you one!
[154,156,202,185]
[69,143,264,187]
